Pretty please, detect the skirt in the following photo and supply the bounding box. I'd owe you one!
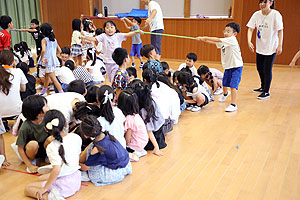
[86,145,132,186]
[71,44,82,57]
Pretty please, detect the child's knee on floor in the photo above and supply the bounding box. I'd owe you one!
[196,94,205,106]
[25,141,39,160]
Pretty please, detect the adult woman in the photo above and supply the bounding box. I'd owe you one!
[247,0,283,99]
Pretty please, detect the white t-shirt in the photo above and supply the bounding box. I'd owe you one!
[85,59,105,82]
[71,30,81,45]
[46,133,82,177]
[178,63,198,77]
[46,92,85,125]
[97,107,126,148]
[148,1,164,31]
[0,68,28,118]
[55,66,75,84]
[247,9,283,55]
[216,36,243,69]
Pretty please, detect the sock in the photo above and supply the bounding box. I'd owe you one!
[231,104,236,107]
[224,93,228,96]
[132,62,135,66]
[58,90,64,93]
[141,62,144,64]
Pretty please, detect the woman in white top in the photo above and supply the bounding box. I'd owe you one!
[247,0,283,99]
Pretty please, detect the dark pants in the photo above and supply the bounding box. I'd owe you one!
[256,53,276,93]
[151,29,164,55]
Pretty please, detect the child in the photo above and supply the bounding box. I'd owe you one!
[82,20,139,83]
[95,28,104,58]
[65,60,94,86]
[24,109,82,199]
[197,65,223,95]
[97,85,126,148]
[82,18,96,62]
[112,47,130,98]
[129,79,166,156]
[290,49,300,66]
[197,22,243,112]
[54,59,76,92]
[178,53,198,77]
[0,15,13,50]
[71,19,83,66]
[85,48,105,85]
[37,23,63,95]
[0,116,10,167]
[20,41,34,67]
[79,115,132,186]
[16,62,36,100]
[60,46,73,66]
[126,67,137,82]
[15,95,52,173]
[140,44,163,73]
[121,17,144,68]
[117,90,149,157]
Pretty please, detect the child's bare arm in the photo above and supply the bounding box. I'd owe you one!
[80,35,97,42]
[12,28,37,33]
[121,18,133,30]
[123,31,142,38]
[147,130,163,156]
[18,146,38,173]
[125,128,132,145]
[197,36,221,44]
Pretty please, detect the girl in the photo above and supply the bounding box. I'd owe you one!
[71,19,83,66]
[117,90,149,157]
[197,65,223,95]
[82,18,96,62]
[37,23,63,95]
[247,0,283,99]
[130,79,166,156]
[96,85,126,148]
[24,109,82,199]
[82,20,139,83]
[79,115,132,186]
[85,48,105,85]
[20,41,34,68]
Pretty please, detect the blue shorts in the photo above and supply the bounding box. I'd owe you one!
[151,29,163,55]
[223,67,243,89]
[129,43,143,57]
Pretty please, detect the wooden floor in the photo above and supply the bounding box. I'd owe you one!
[1,60,300,200]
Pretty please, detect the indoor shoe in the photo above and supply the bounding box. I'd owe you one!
[257,92,270,100]
[38,165,53,175]
[191,105,201,112]
[225,104,237,112]
[134,149,147,158]
[129,153,139,162]
[48,188,65,200]
[252,88,263,93]
[219,90,231,102]
[213,87,223,95]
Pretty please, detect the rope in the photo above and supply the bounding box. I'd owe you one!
[135,30,197,40]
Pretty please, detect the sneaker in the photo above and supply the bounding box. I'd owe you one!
[129,153,139,162]
[35,85,43,90]
[225,104,237,112]
[38,165,53,174]
[139,63,144,68]
[253,88,263,93]
[48,85,55,91]
[257,92,270,99]
[219,90,231,102]
[131,63,136,68]
[213,87,223,95]
[48,188,65,200]
[0,155,5,168]
[191,105,201,112]
[81,171,90,182]
[134,149,147,158]
[11,142,23,162]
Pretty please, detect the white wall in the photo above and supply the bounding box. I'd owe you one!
[102,0,139,15]
[190,0,232,17]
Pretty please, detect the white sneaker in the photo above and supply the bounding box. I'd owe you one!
[214,87,223,95]
[35,85,43,90]
[11,142,23,162]
[225,104,237,112]
[186,105,193,111]
[0,155,5,168]
[48,85,55,91]
[26,159,37,173]
[81,171,90,182]
[219,90,231,102]
[191,105,201,112]
[134,149,147,158]
[48,188,65,200]
[38,165,53,174]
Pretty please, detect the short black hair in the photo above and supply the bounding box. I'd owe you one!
[22,95,47,121]
[85,85,99,103]
[161,61,170,71]
[61,47,71,55]
[126,67,137,78]
[112,48,128,66]
[65,60,75,70]
[72,19,81,31]
[95,28,103,35]
[226,22,241,34]
[30,19,39,25]
[117,90,139,116]
[0,15,12,29]
[177,71,194,86]
[140,44,155,59]
[16,62,29,74]
[133,17,142,24]
[186,53,197,62]
[67,80,86,95]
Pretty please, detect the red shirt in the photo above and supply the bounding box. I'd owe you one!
[0,29,11,50]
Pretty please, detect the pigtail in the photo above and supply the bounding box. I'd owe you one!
[208,72,215,91]
[52,128,68,165]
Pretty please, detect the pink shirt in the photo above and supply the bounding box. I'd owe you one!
[95,33,126,64]
[125,114,148,151]
[209,68,223,80]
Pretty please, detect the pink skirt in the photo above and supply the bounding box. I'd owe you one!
[43,170,81,198]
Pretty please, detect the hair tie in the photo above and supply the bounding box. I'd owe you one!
[46,118,59,130]
[103,90,113,104]
[86,106,92,111]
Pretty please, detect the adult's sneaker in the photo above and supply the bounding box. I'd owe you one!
[219,90,231,102]
[225,104,237,112]
[257,92,270,99]
[253,88,263,93]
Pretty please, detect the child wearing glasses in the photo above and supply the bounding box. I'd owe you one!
[197,22,243,112]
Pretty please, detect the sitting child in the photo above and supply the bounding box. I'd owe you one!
[85,48,105,85]
[54,59,76,92]
[126,67,137,82]
[178,53,198,77]
[140,44,163,73]
[65,60,94,86]
[197,65,223,95]
[16,62,36,100]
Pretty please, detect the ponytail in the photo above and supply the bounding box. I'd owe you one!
[40,23,56,42]
[97,85,115,124]
[87,48,96,66]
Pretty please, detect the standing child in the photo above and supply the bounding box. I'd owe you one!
[197,65,223,95]
[197,22,243,112]
[71,19,83,66]
[82,20,139,83]
[37,23,63,95]
[82,19,96,62]
[24,109,82,199]
[178,53,199,77]
[117,90,149,157]
[112,47,130,99]
[140,44,163,72]
[0,15,13,50]
[79,115,132,186]
[121,17,144,68]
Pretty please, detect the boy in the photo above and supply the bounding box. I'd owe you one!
[178,53,198,77]
[112,48,130,99]
[0,15,13,50]
[140,44,163,73]
[15,95,52,173]
[60,47,74,66]
[121,17,144,68]
[197,22,243,112]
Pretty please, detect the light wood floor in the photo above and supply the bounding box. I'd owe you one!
[1,60,300,200]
